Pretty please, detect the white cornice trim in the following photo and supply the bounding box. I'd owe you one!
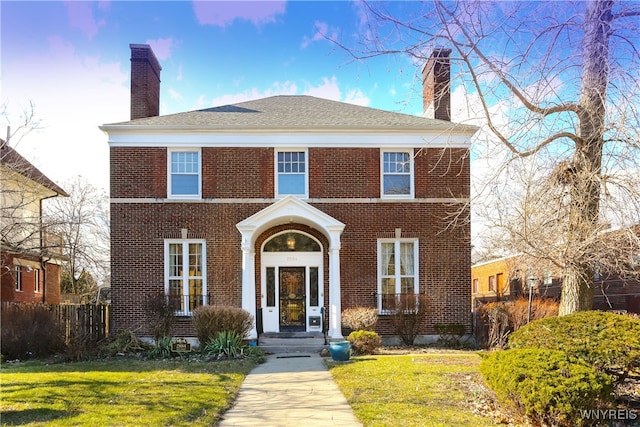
[110,197,470,204]
[103,131,472,149]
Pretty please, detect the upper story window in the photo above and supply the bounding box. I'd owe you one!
[276,150,307,197]
[168,149,201,198]
[381,150,413,198]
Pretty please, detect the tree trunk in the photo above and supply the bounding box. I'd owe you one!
[558,0,612,315]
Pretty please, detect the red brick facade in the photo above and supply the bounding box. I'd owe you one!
[110,145,471,338]
[106,44,475,342]
[1,252,62,304]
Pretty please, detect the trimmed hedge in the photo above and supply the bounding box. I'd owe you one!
[347,330,382,355]
[509,311,640,382]
[480,348,613,426]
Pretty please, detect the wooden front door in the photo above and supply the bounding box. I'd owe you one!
[279,267,305,331]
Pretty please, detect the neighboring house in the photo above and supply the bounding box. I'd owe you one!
[0,139,68,304]
[101,44,478,343]
[472,250,640,314]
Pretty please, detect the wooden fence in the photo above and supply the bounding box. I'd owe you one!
[1,302,110,342]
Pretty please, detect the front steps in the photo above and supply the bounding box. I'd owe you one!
[258,331,327,354]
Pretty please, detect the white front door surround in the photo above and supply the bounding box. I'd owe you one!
[261,251,323,333]
[236,196,345,340]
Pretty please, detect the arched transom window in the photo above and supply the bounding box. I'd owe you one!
[263,232,321,252]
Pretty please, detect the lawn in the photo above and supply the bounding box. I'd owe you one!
[0,358,257,426]
[327,352,497,427]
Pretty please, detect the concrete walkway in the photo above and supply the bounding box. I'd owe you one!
[218,353,363,426]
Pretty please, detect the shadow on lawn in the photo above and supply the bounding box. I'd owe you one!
[1,408,77,425]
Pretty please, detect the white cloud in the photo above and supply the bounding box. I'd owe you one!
[301,21,338,48]
[193,1,286,27]
[146,37,176,61]
[168,88,183,100]
[201,76,370,109]
[2,37,128,193]
[303,77,341,100]
[63,1,106,40]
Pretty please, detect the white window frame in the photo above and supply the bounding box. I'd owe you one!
[380,149,414,199]
[164,239,207,316]
[15,266,22,292]
[377,238,419,313]
[34,268,40,293]
[275,148,308,198]
[168,148,202,199]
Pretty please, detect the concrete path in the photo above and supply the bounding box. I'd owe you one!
[218,353,363,426]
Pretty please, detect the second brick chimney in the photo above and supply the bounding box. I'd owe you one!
[422,48,452,121]
[130,44,162,120]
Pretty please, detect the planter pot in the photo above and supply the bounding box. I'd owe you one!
[329,340,351,361]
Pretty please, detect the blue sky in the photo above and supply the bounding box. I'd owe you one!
[2,1,428,193]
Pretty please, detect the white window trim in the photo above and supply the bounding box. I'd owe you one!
[377,238,419,313]
[164,239,207,316]
[167,148,202,200]
[16,266,22,292]
[275,148,309,198]
[34,268,40,293]
[380,149,414,199]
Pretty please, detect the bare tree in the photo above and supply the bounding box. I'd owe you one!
[1,104,67,271]
[340,0,640,314]
[44,176,110,300]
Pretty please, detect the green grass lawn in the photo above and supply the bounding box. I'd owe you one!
[0,358,257,426]
[327,352,496,427]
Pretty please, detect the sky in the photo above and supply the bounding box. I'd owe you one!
[2,0,428,194]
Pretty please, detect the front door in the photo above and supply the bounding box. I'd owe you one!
[279,267,305,331]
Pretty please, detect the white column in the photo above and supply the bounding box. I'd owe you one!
[240,235,257,340]
[328,240,343,340]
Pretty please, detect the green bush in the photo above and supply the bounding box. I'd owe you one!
[347,330,382,355]
[341,307,378,331]
[480,348,613,426]
[1,303,66,359]
[509,310,640,382]
[203,331,244,359]
[149,336,175,359]
[192,306,253,345]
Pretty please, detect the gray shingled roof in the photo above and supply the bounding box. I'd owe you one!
[107,95,477,133]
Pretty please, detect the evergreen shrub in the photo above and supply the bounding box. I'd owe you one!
[509,310,640,383]
[347,330,382,355]
[480,348,613,426]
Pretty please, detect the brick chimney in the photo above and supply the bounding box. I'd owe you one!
[422,48,451,121]
[130,44,162,120]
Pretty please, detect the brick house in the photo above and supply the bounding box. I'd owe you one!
[472,251,640,314]
[101,44,478,343]
[1,139,68,304]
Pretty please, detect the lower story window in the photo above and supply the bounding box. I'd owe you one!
[165,240,206,315]
[378,239,419,313]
